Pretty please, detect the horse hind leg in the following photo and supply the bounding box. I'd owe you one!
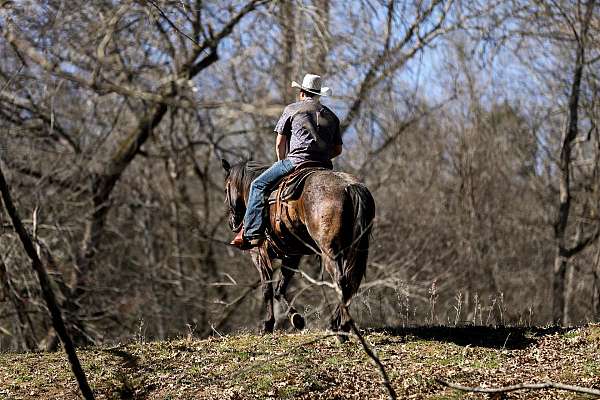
[274,256,305,330]
[336,250,370,339]
[324,248,366,342]
[329,291,355,343]
[321,251,351,335]
[336,183,374,335]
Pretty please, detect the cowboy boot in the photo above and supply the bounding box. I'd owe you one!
[230,228,264,250]
[230,229,244,247]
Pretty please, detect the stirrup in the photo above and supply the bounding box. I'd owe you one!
[230,235,264,250]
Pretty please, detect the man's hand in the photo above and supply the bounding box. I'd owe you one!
[276,134,288,161]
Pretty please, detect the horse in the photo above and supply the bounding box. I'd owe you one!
[221,159,375,335]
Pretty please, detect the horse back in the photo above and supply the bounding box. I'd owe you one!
[267,170,369,256]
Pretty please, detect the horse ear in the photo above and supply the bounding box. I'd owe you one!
[221,158,231,173]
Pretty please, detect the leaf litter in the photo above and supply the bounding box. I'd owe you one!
[0,325,598,399]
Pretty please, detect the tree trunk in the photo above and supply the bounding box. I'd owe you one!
[553,253,567,325]
[311,0,330,75]
[280,1,296,103]
[552,0,596,325]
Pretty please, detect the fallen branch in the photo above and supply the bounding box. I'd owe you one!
[342,304,397,400]
[292,266,397,400]
[0,163,95,400]
[436,378,600,397]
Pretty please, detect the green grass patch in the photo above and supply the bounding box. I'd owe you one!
[562,329,580,339]
[587,326,600,342]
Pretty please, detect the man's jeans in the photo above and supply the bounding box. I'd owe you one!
[244,159,295,239]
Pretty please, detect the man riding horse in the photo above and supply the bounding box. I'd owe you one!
[230,73,343,249]
[223,74,373,336]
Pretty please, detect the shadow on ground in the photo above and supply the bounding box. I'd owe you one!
[369,325,571,350]
[103,347,140,369]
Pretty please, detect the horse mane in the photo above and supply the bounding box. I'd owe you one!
[228,161,269,194]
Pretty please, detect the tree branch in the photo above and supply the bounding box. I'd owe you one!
[340,0,453,135]
[436,378,600,397]
[58,0,270,345]
[342,304,397,400]
[565,223,600,257]
[0,162,95,400]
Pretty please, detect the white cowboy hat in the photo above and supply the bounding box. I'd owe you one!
[291,73,332,96]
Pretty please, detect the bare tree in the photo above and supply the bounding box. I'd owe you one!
[1,0,600,351]
[553,0,597,325]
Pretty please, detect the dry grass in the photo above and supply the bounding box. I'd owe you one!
[0,325,599,399]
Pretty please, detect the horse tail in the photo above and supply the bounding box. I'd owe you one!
[342,183,375,299]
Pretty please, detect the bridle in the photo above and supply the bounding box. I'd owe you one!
[225,179,244,233]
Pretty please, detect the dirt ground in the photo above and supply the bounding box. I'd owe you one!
[0,325,599,399]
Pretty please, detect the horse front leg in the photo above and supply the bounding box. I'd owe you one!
[251,249,275,334]
[262,278,275,334]
[274,256,305,330]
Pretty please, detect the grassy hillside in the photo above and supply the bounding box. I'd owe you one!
[0,325,599,399]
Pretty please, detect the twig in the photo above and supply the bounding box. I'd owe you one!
[342,304,397,400]
[210,324,225,338]
[292,268,397,399]
[0,63,22,92]
[436,378,600,397]
[147,0,200,47]
[207,279,261,336]
[290,266,339,291]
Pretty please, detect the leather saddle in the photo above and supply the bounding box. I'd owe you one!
[268,161,331,205]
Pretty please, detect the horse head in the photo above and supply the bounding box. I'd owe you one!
[222,159,245,233]
[222,159,271,233]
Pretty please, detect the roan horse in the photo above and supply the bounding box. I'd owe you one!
[222,159,375,335]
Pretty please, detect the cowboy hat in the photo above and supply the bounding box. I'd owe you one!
[291,73,331,96]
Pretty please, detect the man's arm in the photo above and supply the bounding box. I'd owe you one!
[276,133,288,161]
[329,113,343,159]
[274,107,292,161]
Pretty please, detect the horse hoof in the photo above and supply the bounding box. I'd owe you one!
[290,313,305,330]
[336,333,349,344]
[261,320,275,334]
